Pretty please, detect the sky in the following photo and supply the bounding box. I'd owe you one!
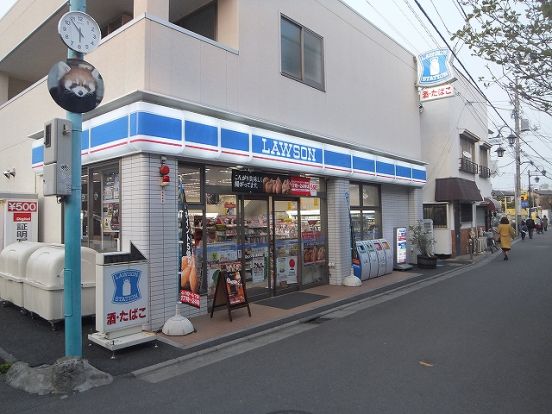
[343,0,552,192]
[0,0,550,191]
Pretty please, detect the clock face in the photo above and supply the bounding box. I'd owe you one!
[58,11,101,53]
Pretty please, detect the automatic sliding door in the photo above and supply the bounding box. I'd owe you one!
[273,199,300,294]
[241,198,270,299]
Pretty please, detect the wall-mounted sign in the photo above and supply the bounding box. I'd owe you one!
[420,84,455,102]
[417,48,456,87]
[1,199,39,250]
[231,170,318,196]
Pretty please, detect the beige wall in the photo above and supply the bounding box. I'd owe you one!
[134,0,169,20]
[0,0,65,62]
[144,0,421,160]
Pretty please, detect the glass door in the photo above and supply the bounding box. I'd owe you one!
[273,199,300,294]
[240,197,270,299]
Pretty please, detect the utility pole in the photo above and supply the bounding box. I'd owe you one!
[514,81,522,234]
[64,0,85,357]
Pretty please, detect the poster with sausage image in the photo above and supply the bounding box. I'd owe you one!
[179,178,201,308]
[231,171,317,196]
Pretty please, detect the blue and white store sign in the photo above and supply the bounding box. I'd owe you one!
[417,48,456,87]
[97,262,149,335]
[32,101,427,186]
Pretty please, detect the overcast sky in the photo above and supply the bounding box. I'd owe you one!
[1,0,550,190]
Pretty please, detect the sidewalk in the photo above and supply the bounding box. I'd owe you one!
[0,250,496,377]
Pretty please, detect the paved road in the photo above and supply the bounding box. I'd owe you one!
[3,231,552,413]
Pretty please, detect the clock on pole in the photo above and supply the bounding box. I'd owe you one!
[58,11,101,54]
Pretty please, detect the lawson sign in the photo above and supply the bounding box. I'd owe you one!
[417,48,456,87]
[31,101,427,187]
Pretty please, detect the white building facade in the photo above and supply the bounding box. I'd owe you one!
[420,74,492,257]
[0,0,426,330]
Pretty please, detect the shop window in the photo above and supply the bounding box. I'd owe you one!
[349,182,382,240]
[349,183,360,206]
[81,162,120,252]
[423,204,447,228]
[460,203,473,223]
[300,197,326,285]
[281,15,325,90]
[362,184,380,206]
[205,166,232,190]
[178,165,202,203]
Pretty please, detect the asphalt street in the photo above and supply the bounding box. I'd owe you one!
[2,231,552,414]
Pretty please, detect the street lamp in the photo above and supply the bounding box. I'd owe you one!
[494,146,506,157]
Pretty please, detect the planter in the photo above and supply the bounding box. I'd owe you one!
[417,255,437,269]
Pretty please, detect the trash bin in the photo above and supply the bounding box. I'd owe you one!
[0,241,45,306]
[23,244,96,321]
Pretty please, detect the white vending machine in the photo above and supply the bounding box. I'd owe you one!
[0,194,39,252]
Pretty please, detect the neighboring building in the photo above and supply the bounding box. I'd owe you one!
[420,73,493,257]
[0,0,427,330]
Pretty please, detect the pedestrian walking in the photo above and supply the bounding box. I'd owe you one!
[519,219,528,241]
[542,215,548,231]
[498,216,515,261]
[535,216,543,234]
[526,216,535,239]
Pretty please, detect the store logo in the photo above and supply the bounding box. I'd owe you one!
[258,137,318,162]
[112,269,141,304]
[417,48,456,87]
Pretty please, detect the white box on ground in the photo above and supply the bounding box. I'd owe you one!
[23,244,96,321]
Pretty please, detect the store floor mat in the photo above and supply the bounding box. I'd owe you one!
[257,292,328,310]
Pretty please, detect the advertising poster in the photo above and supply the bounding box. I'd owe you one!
[231,170,318,196]
[3,200,39,248]
[222,261,246,306]
[179,179,201,308]
[276,256,298,285]
[395,227,408,265]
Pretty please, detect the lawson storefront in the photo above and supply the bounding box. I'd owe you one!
[31,101,426,326]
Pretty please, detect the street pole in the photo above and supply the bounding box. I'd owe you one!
[514,82,522,235]
[64,0,86,357]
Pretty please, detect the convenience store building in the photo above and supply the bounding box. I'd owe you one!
[1,0,426,330]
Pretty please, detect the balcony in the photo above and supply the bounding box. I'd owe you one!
[459,157,478,174]
[479,165,491,178]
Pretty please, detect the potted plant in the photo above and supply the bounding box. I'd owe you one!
[409,220,437,269]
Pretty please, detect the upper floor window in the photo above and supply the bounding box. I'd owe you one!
[281,16,325,90]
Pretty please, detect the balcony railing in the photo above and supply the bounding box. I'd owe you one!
[479,165,491,178]
[459,157,478,174]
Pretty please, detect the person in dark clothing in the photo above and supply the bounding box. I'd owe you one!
[519,219,528,240]
[526,217,535,239]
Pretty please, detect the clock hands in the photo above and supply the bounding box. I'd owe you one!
[71,19,84,42]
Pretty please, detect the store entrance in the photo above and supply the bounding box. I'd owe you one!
[272,198,301,295]
[240,197,271,300]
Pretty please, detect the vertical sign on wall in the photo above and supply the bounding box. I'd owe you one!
[2,199,39,250]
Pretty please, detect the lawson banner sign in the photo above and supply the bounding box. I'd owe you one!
[31,101,427,186]
[417,48,456,87]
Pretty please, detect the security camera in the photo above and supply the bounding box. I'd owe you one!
[3,168,15,178]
